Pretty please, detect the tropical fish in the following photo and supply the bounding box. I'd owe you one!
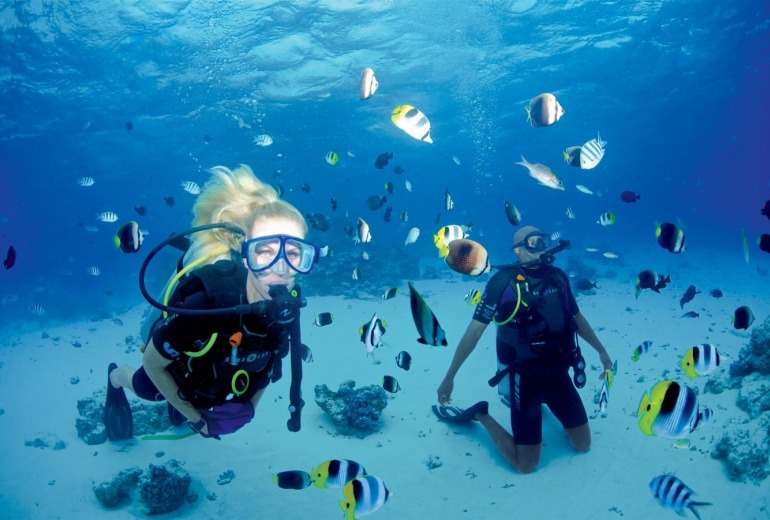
[305,213,330,232]
[366,195,387,211]
[631,340,653,362]
[311,459,367,489]
[649,474,711,519]
[374,152,393,169]
[526,93,564,127]
[356,218,372,243]
[163,196,175,207]
[709,289,723,298]
[563,146,581,167]
[29,303,46,316]
[635,270,670,299]
[597,212,616,227]
[551,231,562,241]
[359,67,378,99]
[325,151,339,166]
[404,227,420,246]
[579,132,606,169]
[112,318,124,326]
[694,407,713,429]
[77,176,95,187]
[681,311,699,319]
[433,225,467,257]
[451,155,461,165]
[464,289,482,305]
[602,251,619,259]
[516,155,564,190]
[681,344,721,378]
[181,181,201,195]
[134,205,147,216]
[741,228,749,263]
[638,381,700,439]
[125,121,133,130]
[314,312,334,327]
[393,165,405,174]
[3,246,16,270]
[330,197,337,211]
[679,285,700,309]
[657,222,686,254]
[504,201,521,226]
[273,470,312,490]
[444,189,454,211]
[381,288,400,300]
[352,266,361,281]
[405,180,412,192]
[598,360,617,413]
[565,207,576,219]
[301,183,311,193]
[360,313,386,355]
[762,199,770,220]
[395,351,412,371]
[382,375,401,393]
[392,104,433,143]
[574,279,598,291]
[408,282,448,346]
[87,266,101,276]
[620,191,640,203]
[383,181,394,195]
[445,239,490,276]
[96,211,119,223]
[732,306,754,329]
[759,234,770,254]
[113,221,144,254]
[575,184,593,195]
[399,211,408,223]
[254,134,273,146]
[339,475,390,520]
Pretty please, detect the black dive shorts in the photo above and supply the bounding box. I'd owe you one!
[507,362,588,445]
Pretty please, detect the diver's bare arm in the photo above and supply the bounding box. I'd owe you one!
[574,312,612,369]
[444,319,488,380]
[143,339,204,423]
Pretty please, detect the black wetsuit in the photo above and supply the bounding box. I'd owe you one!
[473,264,588,445]
[132,260,289,409]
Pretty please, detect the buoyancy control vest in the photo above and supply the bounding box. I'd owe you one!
[492,265,578,366]
[154,260,293,409]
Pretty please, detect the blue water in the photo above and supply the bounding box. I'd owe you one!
[2,3,770,518]
[2,1,769,324]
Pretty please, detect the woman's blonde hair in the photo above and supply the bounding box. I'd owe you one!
[183,164,307,266]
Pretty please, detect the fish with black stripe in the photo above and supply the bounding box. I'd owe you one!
[407,282,447,346]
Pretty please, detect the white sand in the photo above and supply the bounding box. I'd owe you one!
[1,253,770,519]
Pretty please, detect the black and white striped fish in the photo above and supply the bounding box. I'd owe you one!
[579,132,607,169]
[649,474,711,520]
[407,282,447,346]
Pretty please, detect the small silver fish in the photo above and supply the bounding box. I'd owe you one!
[515,155,564,190]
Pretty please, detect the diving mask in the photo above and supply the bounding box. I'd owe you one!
[513,232,552,253]
[242,235,319,275]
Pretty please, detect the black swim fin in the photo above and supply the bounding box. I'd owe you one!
[104,363,134,441]
[431,401,489,424]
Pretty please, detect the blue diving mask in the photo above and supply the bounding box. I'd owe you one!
[513,232,552,253]
[242,235,319,275]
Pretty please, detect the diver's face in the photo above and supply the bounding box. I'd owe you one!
[514,246,543,265]
[246,217,305,301]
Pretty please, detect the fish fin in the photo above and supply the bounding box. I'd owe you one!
[438,245,448,258]
[417,338,428,345]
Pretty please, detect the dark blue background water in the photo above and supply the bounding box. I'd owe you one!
[1,1,768,324]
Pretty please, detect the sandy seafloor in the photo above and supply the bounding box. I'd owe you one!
[2,248,770,520]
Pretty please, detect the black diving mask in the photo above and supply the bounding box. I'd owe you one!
[513,232,552,253]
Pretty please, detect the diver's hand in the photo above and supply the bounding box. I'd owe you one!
[599,351,613,379]
[437,378,454,405]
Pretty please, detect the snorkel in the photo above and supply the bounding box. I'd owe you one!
[138,222,308,431]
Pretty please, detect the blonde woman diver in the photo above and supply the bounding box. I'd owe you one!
[104,164,320,440]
